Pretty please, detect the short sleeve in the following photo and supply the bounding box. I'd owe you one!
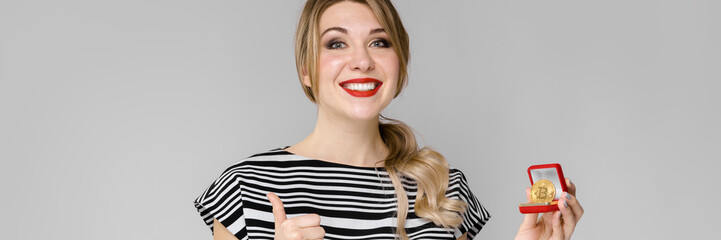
[449,168,492,239]
[194,165,248,239]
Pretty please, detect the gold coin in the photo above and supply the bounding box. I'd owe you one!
[530,179,556,203]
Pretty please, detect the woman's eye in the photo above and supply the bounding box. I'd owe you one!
[370,39,391,48]
[327,41,346,49]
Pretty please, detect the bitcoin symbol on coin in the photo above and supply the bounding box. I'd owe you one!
[535,186,549,199]
[530,179,556,203]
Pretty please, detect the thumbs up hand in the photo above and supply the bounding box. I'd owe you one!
[266,192,326,240]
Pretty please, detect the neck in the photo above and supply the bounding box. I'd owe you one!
[288,107,388,168]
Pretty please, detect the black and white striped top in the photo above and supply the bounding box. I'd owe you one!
[194,148,491,239]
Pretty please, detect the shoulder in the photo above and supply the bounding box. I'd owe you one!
[194,147,303,205]
[448,166,470,185]
[209,147,302,185]
[445,166,492,238]
[194,148,298,238]
[223,147,302,171]
[446,166,477,200]
[246,146,293,158]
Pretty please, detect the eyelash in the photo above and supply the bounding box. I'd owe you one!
[371,39,391,48]
[327,40,346,49]
[325,38,392,49]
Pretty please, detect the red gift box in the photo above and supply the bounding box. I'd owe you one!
[519,163,567,214]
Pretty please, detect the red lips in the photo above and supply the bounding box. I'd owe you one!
[338,78,383,97]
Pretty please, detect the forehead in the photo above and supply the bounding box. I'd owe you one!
[319,1,383,31]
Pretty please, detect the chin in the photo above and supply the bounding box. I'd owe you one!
[346,94,393,119]
[345,107,383,121]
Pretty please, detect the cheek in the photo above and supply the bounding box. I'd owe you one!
[315,54,347,103]
[318,54,346,83]
[376,55,400,88]
[387,59,400,80]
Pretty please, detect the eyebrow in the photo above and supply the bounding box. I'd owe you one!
[370,28,386,34]
[320,27,386,37]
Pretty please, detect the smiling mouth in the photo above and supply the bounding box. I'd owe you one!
[341,82,379,91]
[339,78,383,97]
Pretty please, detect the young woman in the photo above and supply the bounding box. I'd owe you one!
[194,1,583,239]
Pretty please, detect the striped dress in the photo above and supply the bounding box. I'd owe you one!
[194,148,491,239]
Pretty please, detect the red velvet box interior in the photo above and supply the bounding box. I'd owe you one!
[519,163,567,214]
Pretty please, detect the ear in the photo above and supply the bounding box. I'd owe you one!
[302,68,312,87]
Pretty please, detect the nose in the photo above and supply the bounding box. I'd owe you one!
[349,46,374,72]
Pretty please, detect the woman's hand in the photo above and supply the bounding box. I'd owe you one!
[267,192,326,240]
[514,178,584,240]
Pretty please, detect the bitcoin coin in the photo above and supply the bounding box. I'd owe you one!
[530,179,556,203]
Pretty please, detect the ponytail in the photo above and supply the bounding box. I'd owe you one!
[379,116,466,239]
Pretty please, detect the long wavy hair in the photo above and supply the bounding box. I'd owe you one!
[295,0,466,239]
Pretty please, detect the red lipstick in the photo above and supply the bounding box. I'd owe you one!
[338,78,383,97]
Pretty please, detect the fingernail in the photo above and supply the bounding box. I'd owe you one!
[564,199,568,207]
[565,192,573,200]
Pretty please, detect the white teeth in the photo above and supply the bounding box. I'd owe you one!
[343,83,377,91]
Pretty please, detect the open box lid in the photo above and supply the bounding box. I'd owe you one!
[528,163,567,201]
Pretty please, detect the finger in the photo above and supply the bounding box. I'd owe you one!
[300,226,326,239]
[286,213,322,228]
[525,187,532,202]
[550,211,564,240]
[558,194,577,237]
[266,192,287,229]
[564,191,584,221]
[565,178,576,196]
[520,187,539,229]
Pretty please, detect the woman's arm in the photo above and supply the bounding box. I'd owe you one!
[213,219,240,240]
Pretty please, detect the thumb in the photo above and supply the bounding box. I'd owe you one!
[266,192,287,229]
[520,187,539,229]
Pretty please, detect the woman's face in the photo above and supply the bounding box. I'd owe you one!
[307,1,399,121]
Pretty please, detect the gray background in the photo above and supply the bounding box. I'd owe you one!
[1,0,718,239]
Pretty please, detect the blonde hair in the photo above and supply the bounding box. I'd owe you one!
[295,0,466,239]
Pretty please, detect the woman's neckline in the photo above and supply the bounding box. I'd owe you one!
[280,146,386,170]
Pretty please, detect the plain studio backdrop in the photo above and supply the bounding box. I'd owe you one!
[0,0,718,239]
